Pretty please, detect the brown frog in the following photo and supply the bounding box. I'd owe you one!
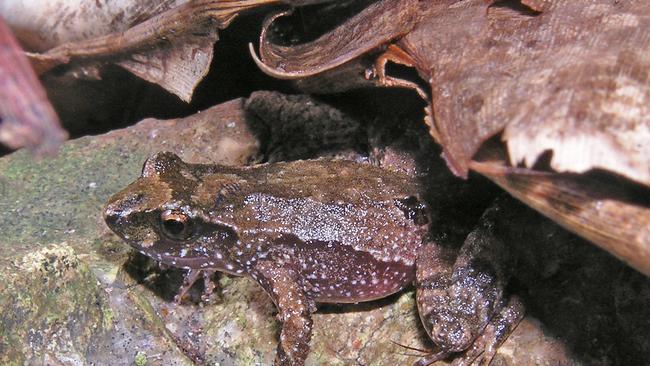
[104,152,523,366]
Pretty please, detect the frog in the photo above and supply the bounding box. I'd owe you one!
[104,151,523,366]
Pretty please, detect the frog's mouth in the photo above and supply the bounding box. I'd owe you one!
[137,244,245,276]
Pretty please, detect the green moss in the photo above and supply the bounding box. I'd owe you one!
[134,351,148,366]
[0,244,105,364]
[102,307,115,330]
[235,312,248,329]
[218,275,233,288]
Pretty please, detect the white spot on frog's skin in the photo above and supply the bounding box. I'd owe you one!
[179,248,188,257]
[226,264,234,270]
[216,252,223,260]
[209,262,215,265]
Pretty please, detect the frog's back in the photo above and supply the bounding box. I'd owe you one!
[210,159,429,267]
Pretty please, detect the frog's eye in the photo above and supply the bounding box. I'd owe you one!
[160,210,193,240]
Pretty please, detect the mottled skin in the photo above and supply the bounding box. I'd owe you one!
[415,198,524,365]
[104,152,522,366]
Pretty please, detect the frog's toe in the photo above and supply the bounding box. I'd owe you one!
[413,350,449,366]
[173,268,220,304]
[451,296,525,366]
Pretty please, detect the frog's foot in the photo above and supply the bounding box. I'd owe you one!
[174,269,219,304]
[414,297,524,366]
[412,350,448,366]
[415,198,524,366]
[448,296,524,366]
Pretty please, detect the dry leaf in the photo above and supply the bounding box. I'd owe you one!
[394,0,650,186]
[0,17,66,154]
[251,0,419,79]
[117,27,219,103]
[0,0,187,52]
[14,0,279,101]
[472,159,650,276]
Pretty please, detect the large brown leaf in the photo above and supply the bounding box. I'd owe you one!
[398,0,650,186]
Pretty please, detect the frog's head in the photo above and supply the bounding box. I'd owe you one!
[104,152,243,273]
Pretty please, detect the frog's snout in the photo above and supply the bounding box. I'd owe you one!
[103,204,118,228]
[103,200,125,233]
[103,190,143,232]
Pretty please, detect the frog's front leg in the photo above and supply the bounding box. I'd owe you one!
[415,202,524,365]
[250,260,316,366]
[174,269,218,304]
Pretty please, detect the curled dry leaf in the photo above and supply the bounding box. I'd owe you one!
[0,17,66,155]
[17,0,279,102]
[250,0,420,79]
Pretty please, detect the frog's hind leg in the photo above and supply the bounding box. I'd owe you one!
[250,260,317,366]
[413,242,457,365]
[415,199,523,365]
